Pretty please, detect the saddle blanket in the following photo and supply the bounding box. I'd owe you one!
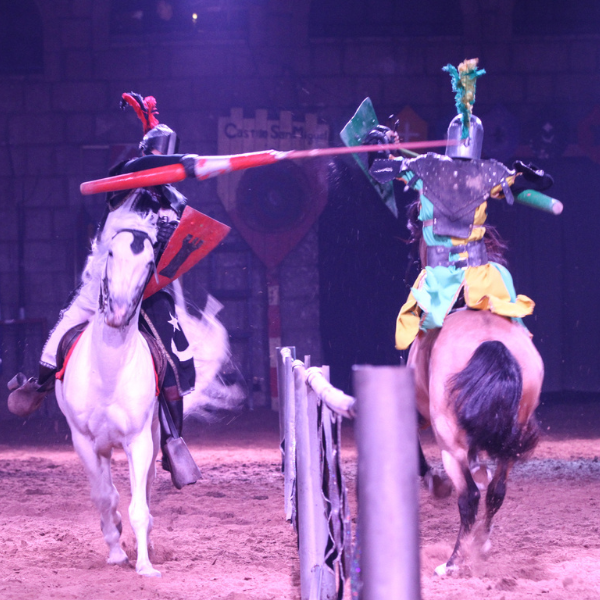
[55,322,165,396]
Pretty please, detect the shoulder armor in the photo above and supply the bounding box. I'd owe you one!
[406,154,514,238]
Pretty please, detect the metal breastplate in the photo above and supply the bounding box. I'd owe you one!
[405,153,514,238]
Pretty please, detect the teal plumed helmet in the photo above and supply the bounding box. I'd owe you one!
[443,59,486,160]
[446,114,484,159]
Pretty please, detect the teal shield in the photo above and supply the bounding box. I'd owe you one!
[340,97,398,217]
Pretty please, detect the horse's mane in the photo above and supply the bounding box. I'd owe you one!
[406,198,508,266]
[170,280,247,421]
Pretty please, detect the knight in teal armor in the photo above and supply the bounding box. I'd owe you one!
[364,59,558,349]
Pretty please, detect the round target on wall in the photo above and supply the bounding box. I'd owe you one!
[224,159,328,269]
[236,161,311,234]
[216,109,330,269]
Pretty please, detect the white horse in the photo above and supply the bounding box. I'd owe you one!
[55,224,161,577]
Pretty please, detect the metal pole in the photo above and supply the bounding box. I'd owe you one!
[353,365,421,600]
[294,361,330,600]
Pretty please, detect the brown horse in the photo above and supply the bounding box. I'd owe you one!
[409,307,543,574]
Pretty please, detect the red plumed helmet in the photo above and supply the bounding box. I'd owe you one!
[121,92,179,155]
[121,92,160,133]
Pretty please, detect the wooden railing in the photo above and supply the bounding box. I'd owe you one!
[276,347,422,600]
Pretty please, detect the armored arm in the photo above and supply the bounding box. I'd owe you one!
[121,154,199,178]
[490,161,563,214]
[363,125,399,167]
[157,218,178,244]
[511,161,554,195]
[363,126,406,184]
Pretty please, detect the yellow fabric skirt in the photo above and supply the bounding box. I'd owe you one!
[395,263,535,350]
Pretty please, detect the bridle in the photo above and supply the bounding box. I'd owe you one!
[100,229,155,326]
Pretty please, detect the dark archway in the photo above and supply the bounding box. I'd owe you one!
[318,157,417,393]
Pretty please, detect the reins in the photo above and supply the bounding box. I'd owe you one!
[101,228,155,327]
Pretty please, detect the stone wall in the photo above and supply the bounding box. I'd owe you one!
[0,0,598,416]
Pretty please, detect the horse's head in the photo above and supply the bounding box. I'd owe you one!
[101,229,154,328]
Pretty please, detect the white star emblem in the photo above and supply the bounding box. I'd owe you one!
[168,312,180,332]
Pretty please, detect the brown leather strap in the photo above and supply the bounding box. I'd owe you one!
[426,239,488,269]
[140,328,168,391]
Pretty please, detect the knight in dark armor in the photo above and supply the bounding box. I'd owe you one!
[8,93,204,487]
[365,59,555,350]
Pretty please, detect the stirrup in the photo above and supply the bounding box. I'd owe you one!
[163,437,201,489]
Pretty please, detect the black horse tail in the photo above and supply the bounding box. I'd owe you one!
[449,340,539,462]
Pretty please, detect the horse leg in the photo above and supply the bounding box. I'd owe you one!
[418,441,429,477]
[436,449,481,575]
[124,429,160,577]
[70,430,128,565]
[99,455,129,565]
[146,413,161,511]
[138,417,160,563]
[476,459,512,555]
[140,418,160,561]
[419,439,452,498]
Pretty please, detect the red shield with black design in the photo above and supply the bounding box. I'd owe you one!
[143,206,230,298]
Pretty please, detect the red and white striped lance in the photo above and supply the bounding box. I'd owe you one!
[79,139,452,196]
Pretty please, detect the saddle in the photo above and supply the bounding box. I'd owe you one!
[56,322,88,381]
[55,322,168,390]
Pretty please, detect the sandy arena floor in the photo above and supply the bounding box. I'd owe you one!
[0,398,599,600]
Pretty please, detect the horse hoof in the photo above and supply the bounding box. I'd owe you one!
[431,474,452,499]
[107,548,129,566]
[434,562,458,577]
[481,538,492,555]
[424,471,453,499]
[137,566,161,578]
